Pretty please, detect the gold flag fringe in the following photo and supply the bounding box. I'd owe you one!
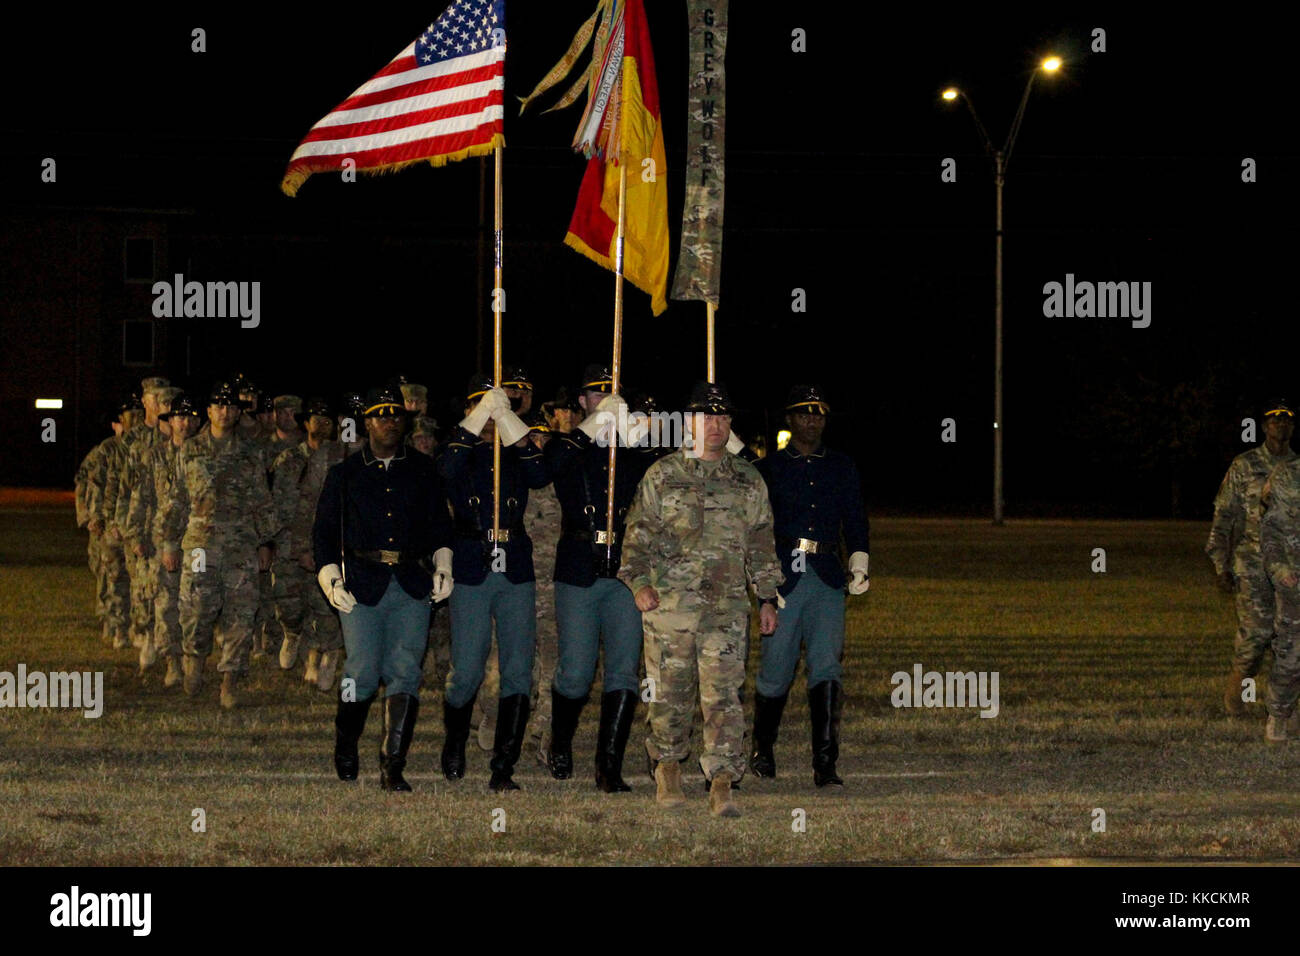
[280,134,505,198]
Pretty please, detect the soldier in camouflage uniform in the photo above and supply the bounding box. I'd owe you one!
[250,395,304,660]
[87,395,143,646]
[107,377,172,654]
[521,411,563,762]
[270,397,345,691]
[619,382,784,817]
[158,382,280,709]
[149,395,203,687]
[1207,399,1297,715]
[1259,452,1300,741]
[400,381,430,417]
[77,409,128,642]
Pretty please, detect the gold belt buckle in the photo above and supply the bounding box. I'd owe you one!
[379,549,401,565]
[593,530,615,545]
[795,538,820,554]
[489,529,510,543]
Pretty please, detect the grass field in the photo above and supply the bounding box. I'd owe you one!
[2,506,1297,866]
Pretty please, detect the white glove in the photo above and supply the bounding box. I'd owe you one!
[726,430,745,455]
[459,388,508,436]
[494,408,531,446]
[578,393,628,444]
[431,547,454,602]
[317,563,357,614]
[848,551,870,595]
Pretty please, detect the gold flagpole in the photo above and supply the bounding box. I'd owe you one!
[493,142,504,550]
[706,301,716,382]
[606,162,628,565]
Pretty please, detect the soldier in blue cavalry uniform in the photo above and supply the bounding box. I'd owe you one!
[312,385,454,792]
[752,385,870,788]
[438,373,550,791]
[543,364,655,791]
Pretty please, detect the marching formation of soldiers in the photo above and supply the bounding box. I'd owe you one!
[74,369,872,817]
[1208,398,1300,742]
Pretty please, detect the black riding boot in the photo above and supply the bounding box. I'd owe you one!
[334,692,376,781]
[489,693,531,792]
[594,689,638,792]
[441,693,476,780]
[379,693,419,792]
[748,691,789,779]
[809,680,844,787]
[546,690,587,780]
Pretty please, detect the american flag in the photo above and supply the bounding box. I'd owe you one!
[281,0,506,197]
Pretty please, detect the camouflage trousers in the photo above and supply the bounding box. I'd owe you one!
[153,558,182,662]
[125,546,158,648]
[254,568,278,652]
[642,600,749,782]
[272,561,343,652]
[95,537,130,633]
[425,601,452,695]
[179,550,259,674]
[1233,569,1276,677]
[1268,578,1300,717]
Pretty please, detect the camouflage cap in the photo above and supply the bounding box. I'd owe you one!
[272,394,303,413]
[411,415,439,438]
[684,380,735,415]
[157,386,184,407]
[1264,398,1295,419]
[786,384,830,416]
[399,382,428,402]
[140,376,171,396]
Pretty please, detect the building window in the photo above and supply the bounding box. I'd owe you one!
[123,320,155,366]
[124,237,156,283]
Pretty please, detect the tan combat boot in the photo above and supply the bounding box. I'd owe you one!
[1266,715,1288,743]
[303,648,321,685]
[163,655,183,689]
[279,634,301,670]
[654,760,687,809]
[708,772,741,818]
[220,672,240,710]
[1224,670,1246,716]
[182,655,204,697]
[316,650,339,692]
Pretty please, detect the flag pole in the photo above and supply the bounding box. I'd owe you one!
[493,142,504,551]
[706,301,716,382]
[606,161,628,565]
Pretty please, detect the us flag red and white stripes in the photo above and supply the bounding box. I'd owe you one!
[281,0,506,197]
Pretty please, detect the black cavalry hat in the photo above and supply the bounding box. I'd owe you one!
[1263,398,1295,419]
[162,394,202,420]
[298,396,334,423]
[118,392,145,415]
[786,384,830,416]
[580,364,615,394]
[684,380,735,415]
[363,385,407,417]
[209,381,243,407]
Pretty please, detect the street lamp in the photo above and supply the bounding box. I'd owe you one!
[944,55,1062,526]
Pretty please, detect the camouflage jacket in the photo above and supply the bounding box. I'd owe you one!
[123,431,179,547]
[1261,459,1300,582]
[83,435,126,528]
[110,422,167,539]
[151,440,188,554]
[1207,444,1297,575]
[618,449,784,610]
[74,441,108,528]
[157,429,280,559]
[525,482,562,582]
[271,439,344,566]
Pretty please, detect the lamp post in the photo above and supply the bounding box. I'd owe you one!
[943,55,1061,526]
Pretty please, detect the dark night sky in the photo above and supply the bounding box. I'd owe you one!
[3,5,1297,515]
